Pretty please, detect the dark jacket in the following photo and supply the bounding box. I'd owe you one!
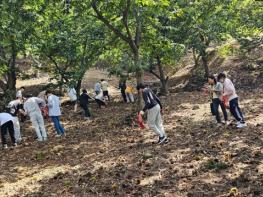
[79,93,92,106]
[119,82,126,92]
[142,88,162,111]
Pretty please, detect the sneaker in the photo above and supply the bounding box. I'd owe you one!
[237,122,247,128]
[13,143,17,147]
[225,121,231,126]
[43,137,48,141]
[55,134,62,137]
[3,144,8,149]
[158,136,167,144]
[37,138,43,141]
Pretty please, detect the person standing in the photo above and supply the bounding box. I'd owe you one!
[207,75,228,125]
[16,86,25,99]
[137,83,167,144]
[101,79,110,101]
[217,73,247,128]
[79,89,93,120]
[66,86,78,112]
[0,113,17,149]
[125,83,135,103]
[119,80,127,103]
[46,90,65,136]
[23,97,48,141]
[94,81,101,95]
[7,98,24,142]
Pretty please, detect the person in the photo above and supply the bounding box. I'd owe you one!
[0,113,17,149]
[66,86,78,112]
[7,98,24,142]
[16,86,25,98]
[95,91,106,108]
[94,81,101,95]
[101,79,110,101]
[125,83,135,103]
[46,90,65,136]
[207,75,228,125]
[119,80,127,103]
[23,97,48,141]
[217,73,247,128]
[79,89,93,120]
[137,83,167,144]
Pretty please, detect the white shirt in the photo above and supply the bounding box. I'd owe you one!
[47,94,61,116]
[24,97,45,115]
[16,90,23,98]
[101,81,108,91]
[0,113,14,126]
[67,88,77,101]
[223,78,238,101]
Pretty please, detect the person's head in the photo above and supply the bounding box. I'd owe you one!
[45,90,52,97]
[217,73,226,83]
[20,86,25,92]
[82,89,87,94]
[101,79,104,82]
[136,83,146,92]
[208,74,217,85]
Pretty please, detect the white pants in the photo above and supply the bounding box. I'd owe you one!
[126,93,134,103]
[30,112,47,141]
[147,104,166,137]
[13,116,22,142]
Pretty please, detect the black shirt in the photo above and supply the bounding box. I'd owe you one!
[142,88,162,111]
[79,93,92,105]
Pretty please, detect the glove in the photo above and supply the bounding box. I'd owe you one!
[139,110,145,115]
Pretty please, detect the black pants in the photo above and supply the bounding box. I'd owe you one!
[212,98,228,123]
[81,104,91,118]
[103,91,110,101]
[95,99,106,108]
[121,90,127,103]
[229,98,245,123]
[1,120,16,145]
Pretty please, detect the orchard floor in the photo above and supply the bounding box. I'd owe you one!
[0,89,263,197]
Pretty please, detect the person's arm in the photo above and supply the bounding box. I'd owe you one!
[47,97,53,108]
[142,90,149,112]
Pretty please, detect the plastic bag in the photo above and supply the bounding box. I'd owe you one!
[137,112,145,129]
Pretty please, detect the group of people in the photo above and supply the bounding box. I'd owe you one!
[0,87,65,149]
[206,73,247,128]
[119,80,136,103]
[0,73,247,149]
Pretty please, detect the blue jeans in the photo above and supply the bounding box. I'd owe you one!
[229,98,245,123]
[51,116,65,135]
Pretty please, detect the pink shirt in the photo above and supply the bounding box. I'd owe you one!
[223,78,238,101]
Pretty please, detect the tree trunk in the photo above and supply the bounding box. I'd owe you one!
[7,41,17,97]
[156,56,168,95]
[193,47,200,68]
[134,52,144,109]
[75,79,82,98]
[201,48,209,78]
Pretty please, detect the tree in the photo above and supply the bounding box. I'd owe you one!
[0,0,35,96]
[88,0,172,106]
[31,1,106,96]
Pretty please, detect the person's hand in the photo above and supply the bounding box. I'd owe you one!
[139,111,145,115]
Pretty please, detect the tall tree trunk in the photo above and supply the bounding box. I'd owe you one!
[7,41,17,97]
[201,48,209,78]
[156,55,168,95]
[192,47,200,68]
[134,51,144,109]
[75,79,82,98]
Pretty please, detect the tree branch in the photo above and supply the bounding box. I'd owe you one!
[149,69,161,80]
[91,0,130,45]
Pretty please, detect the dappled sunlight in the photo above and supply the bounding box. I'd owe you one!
[0,165,71,196]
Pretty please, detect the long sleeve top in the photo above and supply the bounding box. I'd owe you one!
[79,93,92,105]
[223,78,238,101]
[47,94,61,116]
[24,97,45,115]
[142,88,162,112]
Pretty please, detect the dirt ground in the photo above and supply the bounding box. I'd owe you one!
[0,81,262,196]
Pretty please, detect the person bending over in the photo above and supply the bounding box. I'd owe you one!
[137,83,167,144]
